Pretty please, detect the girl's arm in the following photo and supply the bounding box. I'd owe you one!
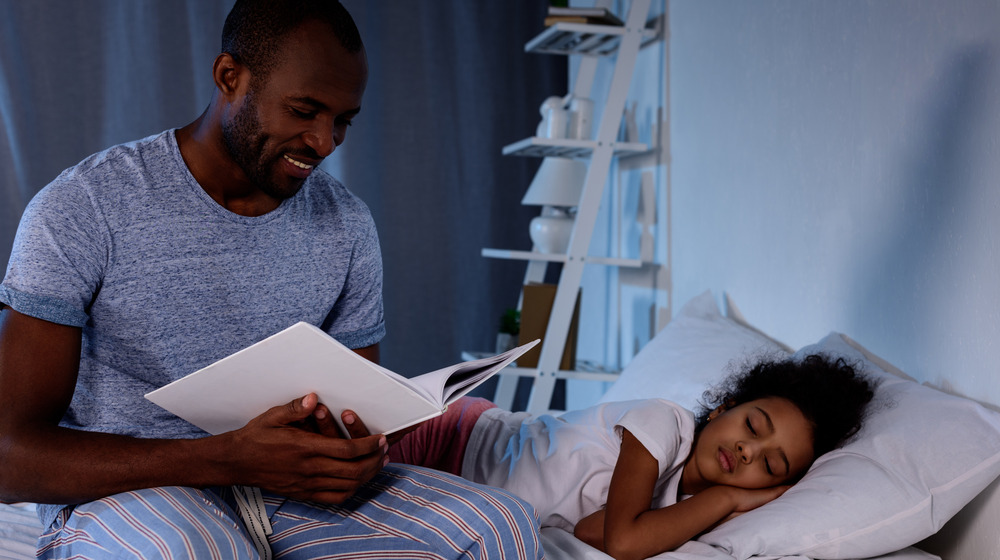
[573,429,787,560]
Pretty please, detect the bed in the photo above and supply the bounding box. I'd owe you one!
[3,291,999,559]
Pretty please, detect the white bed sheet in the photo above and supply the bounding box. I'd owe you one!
[0,503,41,560]
[539,527,941,560]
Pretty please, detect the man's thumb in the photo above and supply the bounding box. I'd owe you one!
[273,393,318,424]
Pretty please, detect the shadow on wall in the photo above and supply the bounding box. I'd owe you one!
[849,44,994,383]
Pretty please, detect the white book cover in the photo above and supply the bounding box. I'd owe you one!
[146,322,538,436]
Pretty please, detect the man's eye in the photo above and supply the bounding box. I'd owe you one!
[336,118,354,127]
[291,108,316,119]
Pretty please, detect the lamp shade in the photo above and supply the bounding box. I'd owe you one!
[521,157,587,207]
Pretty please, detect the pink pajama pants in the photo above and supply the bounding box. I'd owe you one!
[389,396,498,476]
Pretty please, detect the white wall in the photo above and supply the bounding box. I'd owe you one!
[668,1,1000,406]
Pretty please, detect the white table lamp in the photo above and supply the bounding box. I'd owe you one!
[521,157,587,253]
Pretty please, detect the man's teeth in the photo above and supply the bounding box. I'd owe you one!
[284,154,314,170]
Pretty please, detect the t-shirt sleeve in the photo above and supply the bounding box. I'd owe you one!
[615,399,691,475]
[0,178,107,326]
[326,207,385,348]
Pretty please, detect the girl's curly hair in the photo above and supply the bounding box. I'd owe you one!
[696,354,876,458]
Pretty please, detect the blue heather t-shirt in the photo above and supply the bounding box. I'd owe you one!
[1,130,384,526]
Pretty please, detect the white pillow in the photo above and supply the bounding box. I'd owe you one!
[697,331,1000,558]
[598,290,790,411]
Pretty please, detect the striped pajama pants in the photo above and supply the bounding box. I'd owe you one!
[36,465,544,560]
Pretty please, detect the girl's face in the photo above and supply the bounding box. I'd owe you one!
[681,397,815,495]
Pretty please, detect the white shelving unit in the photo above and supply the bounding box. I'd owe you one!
[482,0,657,414]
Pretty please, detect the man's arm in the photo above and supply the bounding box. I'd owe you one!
[0,308,388,505]
[353,343,379,364]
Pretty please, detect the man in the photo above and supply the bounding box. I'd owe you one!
[0,1,542,558]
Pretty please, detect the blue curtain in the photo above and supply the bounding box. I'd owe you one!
[0,0,565,378]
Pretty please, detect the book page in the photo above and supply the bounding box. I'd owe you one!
[146,323,438,436]
[405,340,539,407]
[146,324,538,437]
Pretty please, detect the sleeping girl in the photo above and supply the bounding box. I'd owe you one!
[390,353,875,560]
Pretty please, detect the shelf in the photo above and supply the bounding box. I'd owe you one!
[481,248,645,268]
[502,136,648,158]
[499,366,620,383]
[486,0,653,415]
[461,352,620,383]
[526,22,659,57]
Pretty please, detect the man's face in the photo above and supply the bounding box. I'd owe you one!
[222,20,368,200]
[682,397,815,494]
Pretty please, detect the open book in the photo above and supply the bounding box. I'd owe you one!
[146,322,539,436]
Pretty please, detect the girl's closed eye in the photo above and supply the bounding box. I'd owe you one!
[746,417,757,436]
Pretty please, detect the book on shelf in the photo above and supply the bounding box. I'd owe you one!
[546,6,623,27]
[146,322,539,437]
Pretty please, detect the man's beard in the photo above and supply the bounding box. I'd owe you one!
[221,90,297,201]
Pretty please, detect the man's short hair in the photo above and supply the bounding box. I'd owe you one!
[221,0,363,84]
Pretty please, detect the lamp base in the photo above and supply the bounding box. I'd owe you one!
[529,207,574,254]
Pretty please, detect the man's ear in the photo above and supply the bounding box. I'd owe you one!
[212,53,247,98]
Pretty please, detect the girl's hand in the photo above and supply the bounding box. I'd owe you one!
[728,484,791,513]
[706,485,790,530]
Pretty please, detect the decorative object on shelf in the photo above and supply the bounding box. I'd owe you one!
[535,94,594,141]
[496,308,520,353]
[567,95,594,140]
[528,207,575,254]
[537,94,570,138]
[521,156,587,253]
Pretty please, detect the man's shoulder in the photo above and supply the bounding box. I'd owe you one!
[37,130,180,201]
[302,168,372,217]
[25,130,182,220]
[65,130,176,180]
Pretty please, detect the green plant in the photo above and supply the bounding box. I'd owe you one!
[499,308,521,335]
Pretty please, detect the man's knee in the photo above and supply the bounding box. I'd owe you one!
[38,487,256,559]
[375,465,544,560]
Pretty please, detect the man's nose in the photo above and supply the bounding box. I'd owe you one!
[303,121,337,158]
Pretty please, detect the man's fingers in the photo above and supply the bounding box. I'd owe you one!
[338,410,388,467]
[312,403,346,437]
[386,422,420,446]
[257,394,318,427]
[341,409,374,440]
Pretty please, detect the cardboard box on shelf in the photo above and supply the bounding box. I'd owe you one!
[517,283,580,370]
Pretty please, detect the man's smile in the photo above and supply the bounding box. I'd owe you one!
[283,153,316,170]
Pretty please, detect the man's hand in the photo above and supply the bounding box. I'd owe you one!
[309,399,421,446]
[224,393,389,504]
